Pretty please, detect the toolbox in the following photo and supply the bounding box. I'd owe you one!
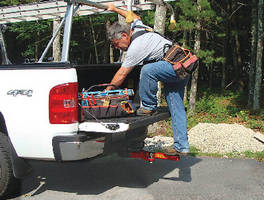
[80,84,136,120]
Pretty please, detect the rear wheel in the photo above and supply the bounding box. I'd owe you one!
[0,133,20,199]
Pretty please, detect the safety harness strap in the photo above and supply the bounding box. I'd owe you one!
[130,30,149,43]
[130,24,168,43]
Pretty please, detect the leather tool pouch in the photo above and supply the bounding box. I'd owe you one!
[80,84,136,121]
[164,43,199,80]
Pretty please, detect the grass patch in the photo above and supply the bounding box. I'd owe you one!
[185,89,264,133]
[189,145,227,158]
[189,146,264,161]
[244,151,264,162]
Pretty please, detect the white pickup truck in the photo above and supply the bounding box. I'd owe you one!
[0,0,170,198]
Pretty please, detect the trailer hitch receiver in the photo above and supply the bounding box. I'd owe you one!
[129,150,180,163]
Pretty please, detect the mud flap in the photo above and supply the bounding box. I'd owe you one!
[8,138,32,179]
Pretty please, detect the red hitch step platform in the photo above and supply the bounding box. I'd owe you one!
[129,150,180,163]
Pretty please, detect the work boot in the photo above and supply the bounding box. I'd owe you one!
[163,146,189,156]
[136,107,157,116]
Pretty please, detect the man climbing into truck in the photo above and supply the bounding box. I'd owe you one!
[105,3,190,156]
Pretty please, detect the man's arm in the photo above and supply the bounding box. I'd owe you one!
[107,3,141,20]
[106,66,135,90]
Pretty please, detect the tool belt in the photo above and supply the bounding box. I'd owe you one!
[164,43,199,80]
[80,84,136,121]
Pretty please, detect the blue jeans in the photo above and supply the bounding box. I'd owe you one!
[139,61,190,153]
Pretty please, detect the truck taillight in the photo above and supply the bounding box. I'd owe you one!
[49,82,78,124]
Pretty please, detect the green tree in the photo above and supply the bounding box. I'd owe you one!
[8,20,51,61]
[253,0,263,110]
[173,0,223,112]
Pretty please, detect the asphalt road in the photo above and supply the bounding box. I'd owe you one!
[9,154,264,200]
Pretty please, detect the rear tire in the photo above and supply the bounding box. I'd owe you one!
[0,133,20,199]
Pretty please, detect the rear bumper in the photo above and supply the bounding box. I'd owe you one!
[52,133,104,161]
[52,128,147,162]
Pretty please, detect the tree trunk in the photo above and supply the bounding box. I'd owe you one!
[253,0,263,110]
[221,16,226,90]
[154,3,167,106]
[221,1,231,90]
[209,64,213,88]
[205,31,213,89]
[248,0,258,107]
[106,19,114,64]
[118,15,127,62]
[183,30,188,102]
[0,27,11,64]
[35,29,39,61]
[235,31,242,69]
[53,17,61,61]
[103,17,110,63]
[231,34,238,84]
[221,37,227,90]
[109,43,114,64]
[89,17,99,64]
[154,4,167,35]
[189,0,201,114]
[232,25,242,87]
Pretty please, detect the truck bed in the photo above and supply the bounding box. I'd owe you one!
[76,64,170,134]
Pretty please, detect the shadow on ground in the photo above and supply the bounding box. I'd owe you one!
[15,154,201,197]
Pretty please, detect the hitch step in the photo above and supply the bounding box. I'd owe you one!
[129,150,180,163]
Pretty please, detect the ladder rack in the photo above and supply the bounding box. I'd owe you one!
[0,0,172,63]
[0,0,154,24]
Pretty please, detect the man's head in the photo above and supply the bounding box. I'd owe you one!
[107,22,131,51]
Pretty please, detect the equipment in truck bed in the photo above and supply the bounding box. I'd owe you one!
[80,84,136,120]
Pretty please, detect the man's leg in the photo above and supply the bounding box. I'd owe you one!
[138,63,158,111]
[139,61,182,110]
[138,61,190,153]
[164,82,190,153]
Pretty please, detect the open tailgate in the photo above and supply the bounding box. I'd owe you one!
[79,107,170,134]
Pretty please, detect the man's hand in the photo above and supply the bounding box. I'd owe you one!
[106,2,141,20]
[105,85,116,91]
[107,3,116,12]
